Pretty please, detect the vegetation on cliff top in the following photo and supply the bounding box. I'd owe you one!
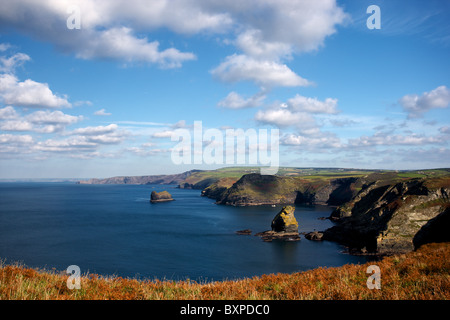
[1,242,449,300]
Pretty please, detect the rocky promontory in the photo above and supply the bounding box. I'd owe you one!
[150,191,174,203]
[321,177,450,255]
[211,173,359,206]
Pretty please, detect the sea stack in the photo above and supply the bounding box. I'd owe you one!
[150,190,174,203]
[271,205,299,233]
[255,206,300,241]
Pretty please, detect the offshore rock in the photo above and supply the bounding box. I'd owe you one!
[150,190,174,203]
[271,205,299,233]
[255,206,300,242]
[305,231,324,241]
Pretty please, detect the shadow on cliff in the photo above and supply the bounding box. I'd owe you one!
[413,207,450,250]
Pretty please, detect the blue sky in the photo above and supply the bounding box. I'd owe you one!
[0,0,449,178]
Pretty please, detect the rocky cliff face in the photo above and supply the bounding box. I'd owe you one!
[323,177,450,255]
[212,173,358,206]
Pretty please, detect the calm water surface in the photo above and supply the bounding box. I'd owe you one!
[0,183,371,281]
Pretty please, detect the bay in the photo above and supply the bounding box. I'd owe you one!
[0,182,372,281]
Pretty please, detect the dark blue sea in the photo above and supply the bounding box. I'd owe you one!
[0,182,371,281]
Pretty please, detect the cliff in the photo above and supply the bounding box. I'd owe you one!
[322,177,450,255]
[212,173,359,206]
[78,170,201,185]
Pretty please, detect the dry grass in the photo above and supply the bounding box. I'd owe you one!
[1,242,449,300]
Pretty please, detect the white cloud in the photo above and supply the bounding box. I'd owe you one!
[152,130,175,138]
[235,29,293,61]
[26,110,81,125]
[70,124,118,136]
[348,132,445,147]
[254,94,340,134]
[0,106,18,119]
[399,85,450,118]
[94,108,111,116]
[0,0,348,71]
[281,133,342,149]
[0,43,11,52]
[0,52,30,73]
[288,95,339,114]
[255,108,315,128]
[0,73,71,108]
[76,27,196,68]
[34,137,97,153]
[0,133,34,145]
[68,124,128,145]
[0,107,82,133]
[0,120,33,131]
[218,91,266,109]
[211,54,310,88]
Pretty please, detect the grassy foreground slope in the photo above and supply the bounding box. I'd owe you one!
[1,242,449,300]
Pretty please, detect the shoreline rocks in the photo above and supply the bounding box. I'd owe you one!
[235,229,252,235]
[255,230,301,242]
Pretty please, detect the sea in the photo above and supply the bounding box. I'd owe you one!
[0,182,373,282]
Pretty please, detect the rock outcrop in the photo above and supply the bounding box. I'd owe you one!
[255,206,300,241]
[322,177,450,255]
[150,190,174,203]
[271,205,299,233]
[304,231,324,241]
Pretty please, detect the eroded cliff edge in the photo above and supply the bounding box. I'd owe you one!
[323,176,450,255]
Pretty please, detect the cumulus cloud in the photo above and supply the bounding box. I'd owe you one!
[211,54,311,88]
[0,107,82,133]
[68,124,128,145]
[288,95,339,114]
[75,27,196,68]
[0,0,348,71]
[399,85,450,118]
[26,110,81,125]
[0,133,34,155]
[0,106,18,120]
[254,94,339,134]
[255,108,315,128]
[235,29,293,61]
[0,1,201,68]
[34,137,97,153]
[70,124,118,136]
[0,73,71,108]
[218,91,266,109]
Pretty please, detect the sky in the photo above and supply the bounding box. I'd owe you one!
[0,0,449,179]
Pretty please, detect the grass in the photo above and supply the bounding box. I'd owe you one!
[1,242,449,300]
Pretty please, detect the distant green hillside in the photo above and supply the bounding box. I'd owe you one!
[179,167,450,193]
